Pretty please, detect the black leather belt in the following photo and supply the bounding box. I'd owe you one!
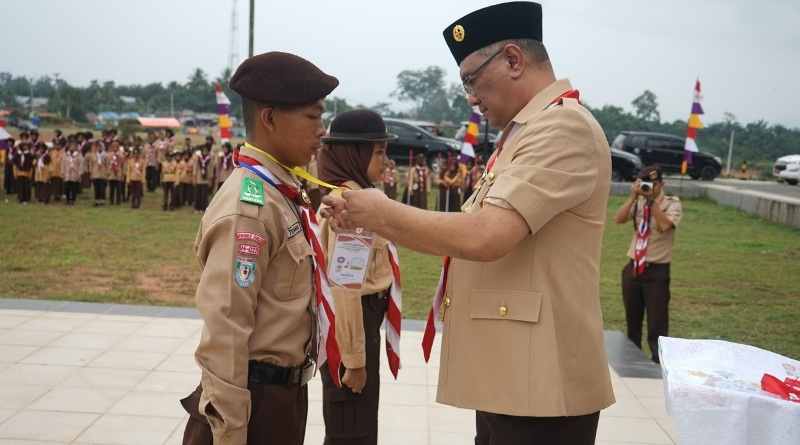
[248,357,314,386]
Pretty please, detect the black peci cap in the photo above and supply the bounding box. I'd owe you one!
[443,1,543,65]
[229,51,338,106]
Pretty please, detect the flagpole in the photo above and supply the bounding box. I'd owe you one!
[725,130,735,177]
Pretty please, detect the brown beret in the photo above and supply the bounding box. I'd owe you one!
[229,51,338,105]
[443,2,543,65]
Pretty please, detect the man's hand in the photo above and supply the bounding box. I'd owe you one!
[342,367,367,393]
[321,189,390,232]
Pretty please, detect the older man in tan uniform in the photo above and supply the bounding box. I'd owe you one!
[180,51,339,445]
[324,2,615,444]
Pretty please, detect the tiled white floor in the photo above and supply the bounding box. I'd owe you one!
[0,306,678,444]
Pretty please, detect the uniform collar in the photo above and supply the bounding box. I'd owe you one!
[510,78,574,125]
[239,144,302,188]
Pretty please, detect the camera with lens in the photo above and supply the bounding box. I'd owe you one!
[640,181,654,193]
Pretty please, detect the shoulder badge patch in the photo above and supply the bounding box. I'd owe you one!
[236,231,267,246]
[238,243,261,256]
[287,222,302,239]
[235,256,256,287]
[240,177,264,205]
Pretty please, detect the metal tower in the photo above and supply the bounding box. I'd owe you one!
[228,0,239,73]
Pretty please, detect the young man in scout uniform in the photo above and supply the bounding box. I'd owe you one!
[614,165,682,364]
[180,51,339,445]
[49,141,65,202]
[193,143,212,214]
[61,141,84,206]
[160,150,178,211]
[106,140,125,205]
[125,147,145,209]
[323,3,615,443]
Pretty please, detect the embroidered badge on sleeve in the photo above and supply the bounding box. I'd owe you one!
[235,256,256,287]
[240,177,264,205]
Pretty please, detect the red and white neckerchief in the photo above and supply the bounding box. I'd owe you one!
[145,143,155,164]
[422,89,581,362]
[414,166,426,190]
[632,196,661,276]
[236,151,343,388]
[96,150,105,167]
[68,151,76,173]
[221,153,233,171]
[385,243,403,378]
[199,155,210,178]
[134,160,142,175]
[110,153,119,173]
[37,155,46,172]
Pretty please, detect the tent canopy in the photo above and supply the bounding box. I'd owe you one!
[137,117,181,128]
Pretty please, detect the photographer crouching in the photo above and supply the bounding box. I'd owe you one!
[614,166,682,364]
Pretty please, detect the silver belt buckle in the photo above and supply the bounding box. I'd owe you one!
[300,358,315,386]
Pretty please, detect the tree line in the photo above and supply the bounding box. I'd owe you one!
[2,68,798,168]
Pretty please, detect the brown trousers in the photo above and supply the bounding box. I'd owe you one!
[476,410,600,445]
[321,293,387,445]
[621,261,671,363]
[181,381,308,445]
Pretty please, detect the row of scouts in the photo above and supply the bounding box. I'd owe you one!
[177,2,643,445]
[3,131,237,212]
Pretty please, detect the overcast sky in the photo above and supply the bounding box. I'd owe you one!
[6,0,799,128]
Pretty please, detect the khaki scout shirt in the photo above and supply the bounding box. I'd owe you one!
[439,79,616,417]
[160,159,178,183]
[193,146,315,445]
[317,181,393,369]
[625,193,682,263]
[106,152,126,181]
[49,149,64,179]
[61,151,84,182]
[125,156,145,183]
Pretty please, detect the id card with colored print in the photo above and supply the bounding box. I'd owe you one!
[327,231,374,291]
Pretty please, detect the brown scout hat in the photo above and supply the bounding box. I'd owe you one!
[638,165,663,181]
[229,51,339,106]
[321,110,397,143]
[443,1,543,65]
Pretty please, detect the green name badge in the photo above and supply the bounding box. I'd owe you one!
[240,177,265,206]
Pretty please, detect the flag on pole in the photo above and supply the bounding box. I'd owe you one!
[682,79,703,174]
[215,83,233,142]
[459,110,481,165]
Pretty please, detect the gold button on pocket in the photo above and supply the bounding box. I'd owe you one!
[443,297,451,308]
[487,172,495,180]
[498,306,508,316]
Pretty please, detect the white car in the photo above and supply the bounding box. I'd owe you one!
[773,154,800,185]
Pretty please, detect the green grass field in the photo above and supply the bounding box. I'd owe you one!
[0,186,798,360]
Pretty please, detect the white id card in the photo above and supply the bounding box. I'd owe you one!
[327,231,374,291]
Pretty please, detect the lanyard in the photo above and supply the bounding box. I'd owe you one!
[243,142,342,197]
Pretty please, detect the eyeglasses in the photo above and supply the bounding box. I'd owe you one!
[461,47,504,96]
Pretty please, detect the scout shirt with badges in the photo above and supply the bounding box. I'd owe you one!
[192,146,316,445]
[437,79,616,417]
[317,181,395,370]
[626,193,682,264]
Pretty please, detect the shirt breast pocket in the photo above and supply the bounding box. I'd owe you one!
[274,236,314,301]
[469,290,542,323]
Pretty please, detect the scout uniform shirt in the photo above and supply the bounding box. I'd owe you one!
[439,79,616,417]
[193,145,316,445]
[161,158,178,184]
[106,150,126,182]
[49,148,64,179]
[625,193,682,264]
[317,181,394,368]
[125,155,146,183]
[62,150,84,182]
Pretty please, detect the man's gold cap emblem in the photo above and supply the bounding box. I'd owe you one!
[453,25,465,42]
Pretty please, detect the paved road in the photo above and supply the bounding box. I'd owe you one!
[664,176,800,200]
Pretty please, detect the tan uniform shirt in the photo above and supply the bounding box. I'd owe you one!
[439,79,616,417]
[179,159,195,184]
[49,150,64,179]
[61,151,84,182]
[317,181,393,368]
[106,152,125,181]
[624,193,682,263]
[34,155,51,183]
[86,151,108,180]
[161,159,178,183]
[193,147,315,444]
[125,156,146,183]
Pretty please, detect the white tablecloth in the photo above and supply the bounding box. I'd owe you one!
[660,337,800,445]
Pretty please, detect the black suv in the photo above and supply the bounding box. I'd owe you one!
[611,148,644,182]
[383,118,461,169]
[612,131,722,180]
